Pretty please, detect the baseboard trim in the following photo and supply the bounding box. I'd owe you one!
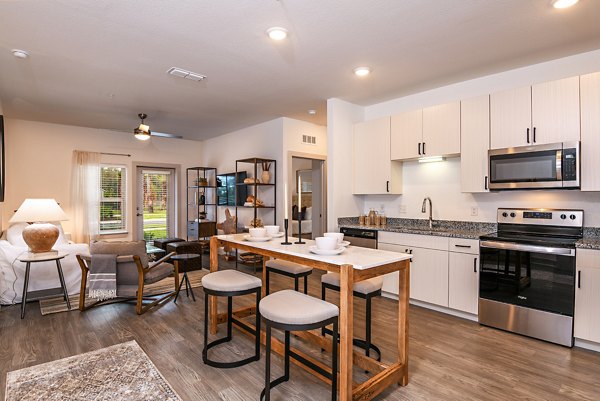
[575,338,600,353]
[381,291,478,322]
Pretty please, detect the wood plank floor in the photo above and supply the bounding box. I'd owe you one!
[1,263,600,400]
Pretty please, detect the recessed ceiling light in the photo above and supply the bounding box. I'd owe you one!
[308,109,316,115]
[353,67,371,77]
[553,0,578,8]
[11,49,29,59]
[267,27,288,41]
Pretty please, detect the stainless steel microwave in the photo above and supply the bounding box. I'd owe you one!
[488,141,579,190]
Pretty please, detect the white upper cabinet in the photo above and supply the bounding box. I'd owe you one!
[391,101,460,160]
[490,86,532,149]
[422,101,461,157]
[460,95,490,193]
[391,109,422,160]
[353,116,402,195]
[490,77,580,149]
[580,72,600,192]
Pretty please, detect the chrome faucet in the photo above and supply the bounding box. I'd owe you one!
[421,197,433,229]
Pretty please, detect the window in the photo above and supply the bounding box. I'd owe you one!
[100,165,127,233]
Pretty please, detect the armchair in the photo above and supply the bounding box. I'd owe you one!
[76,240,178,315]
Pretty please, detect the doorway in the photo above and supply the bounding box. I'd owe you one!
[135,166,176,241]
[290,155,327,239]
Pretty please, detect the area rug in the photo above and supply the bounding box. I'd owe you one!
[5,340,181,401]
[39,270,208,315]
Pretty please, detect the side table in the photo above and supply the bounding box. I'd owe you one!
[18,251,70,319]
[171,253,201,303]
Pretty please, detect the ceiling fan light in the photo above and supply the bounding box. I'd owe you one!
[138,123,150,133]
[134,128,151,141]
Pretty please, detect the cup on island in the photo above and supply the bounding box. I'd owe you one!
[264,225,280,236]
[324,232,344,245]
[315,236,338,250]
[249,227,267,238]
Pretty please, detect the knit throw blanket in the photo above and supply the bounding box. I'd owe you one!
[89,254,117,300]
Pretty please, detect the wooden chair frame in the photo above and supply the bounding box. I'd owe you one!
[76,251,178,315]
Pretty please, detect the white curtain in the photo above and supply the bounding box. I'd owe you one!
[70,150,101,244]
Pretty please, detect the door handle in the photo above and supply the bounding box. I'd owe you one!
[526,128,530,143]
[418,143,421,155]
[474,257,478,273]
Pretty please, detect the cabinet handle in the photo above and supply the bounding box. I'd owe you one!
[578,270,581,288]
[454,244,471,248]
[485,176,488,190]
[474,257,478,273]
[422,142,426,155]
[386,181,390,193]
[526,128,530,143]
[409,249,413,254]
[418,143,422,155]
[405,249,409,253]
[533,127,536,143]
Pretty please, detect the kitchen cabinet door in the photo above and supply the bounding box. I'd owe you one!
[580,72,600,192]
[448,252,479,315]
[378,242,409,295]
[422,101,461,157]
[460,95,490,193]
[410,246,449,307]
[490,85,531,149]
[531,76,580,145]
[391,109,422,160]
[353,116,402,194]
[574,249,600,343]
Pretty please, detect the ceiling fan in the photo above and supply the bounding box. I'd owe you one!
[133,113,182,140]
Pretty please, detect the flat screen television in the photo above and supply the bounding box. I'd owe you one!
[217,171,247,206]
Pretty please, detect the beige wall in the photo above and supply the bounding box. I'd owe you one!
[3,119,203,239]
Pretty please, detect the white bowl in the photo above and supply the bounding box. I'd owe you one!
[264,225,280,236]
[249,227,267,238]
[315,236,338,250]
[324,232,344,244]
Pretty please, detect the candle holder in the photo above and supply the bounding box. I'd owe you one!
[295,213,306,244]
[281,218,292,245]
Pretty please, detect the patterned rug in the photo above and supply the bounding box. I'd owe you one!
[39,270,208,315]
[5,341,181,401]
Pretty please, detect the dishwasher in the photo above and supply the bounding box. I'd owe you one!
[340,227,378,249]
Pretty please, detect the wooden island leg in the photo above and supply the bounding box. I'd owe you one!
[209,236,219,335]
[398,260,410,386]
[339,264,354,401]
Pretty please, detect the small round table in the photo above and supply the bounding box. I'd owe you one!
[18,251,70,319]
[171,253,201,303]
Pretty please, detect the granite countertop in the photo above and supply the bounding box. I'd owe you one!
[337,217,496,240]
[338,217,600,248]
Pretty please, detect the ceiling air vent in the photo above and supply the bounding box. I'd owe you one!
[167,67,207,82]
[302,134,317,145]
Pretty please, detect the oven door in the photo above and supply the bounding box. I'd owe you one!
[479,241,575,317]
[488,143,562,189]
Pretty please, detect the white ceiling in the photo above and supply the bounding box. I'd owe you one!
[1,0,599,141]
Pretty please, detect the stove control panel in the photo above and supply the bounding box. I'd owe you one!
[497,208,583,227]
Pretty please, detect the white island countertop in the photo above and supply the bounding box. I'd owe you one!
[218,234,411,270]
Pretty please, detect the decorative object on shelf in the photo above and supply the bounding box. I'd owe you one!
[249,218,263,228]
[246,195,265,207]
[217,208,237,254]
[196,177,208,187]
[187,167,217,241]
[261,161,272,184]
[243,177,261,184]
[199,193,205,205]
[9,199,69,253]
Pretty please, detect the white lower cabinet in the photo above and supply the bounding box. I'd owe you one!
[448,252,479,315]
[410,247,449,307]
[574,249,600,343]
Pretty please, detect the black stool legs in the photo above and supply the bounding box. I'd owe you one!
[202,287,261,369]
[266,267,311,295]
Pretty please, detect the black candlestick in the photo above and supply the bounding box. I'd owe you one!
[281,218,292,245]
[295,213,306,244]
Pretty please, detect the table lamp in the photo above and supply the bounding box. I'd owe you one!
[9,199,68,253]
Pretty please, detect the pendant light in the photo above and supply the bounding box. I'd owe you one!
[134,113,151,141]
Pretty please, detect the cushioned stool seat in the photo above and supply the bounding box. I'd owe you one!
[321,272,384,363]
[202,270,262,369]
[259,289,338,401]
[265,259,312,295]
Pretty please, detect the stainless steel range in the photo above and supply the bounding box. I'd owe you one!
[478,208,583,347]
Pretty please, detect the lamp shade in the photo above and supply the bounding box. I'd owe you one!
[9,199,68,223]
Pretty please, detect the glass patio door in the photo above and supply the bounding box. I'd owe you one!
[136,167,176,241]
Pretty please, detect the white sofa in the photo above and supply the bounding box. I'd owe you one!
[0,222,89,304]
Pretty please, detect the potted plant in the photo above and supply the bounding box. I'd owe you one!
[261,161,272,184]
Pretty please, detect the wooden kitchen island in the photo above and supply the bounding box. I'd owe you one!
[209,234,411,401]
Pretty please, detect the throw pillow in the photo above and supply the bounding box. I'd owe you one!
[305,207,313,220]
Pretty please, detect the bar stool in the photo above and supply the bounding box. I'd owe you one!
[265,259,313,295]
[201,270,262,368]
[259,289,338,401]
[321,273,383,360]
